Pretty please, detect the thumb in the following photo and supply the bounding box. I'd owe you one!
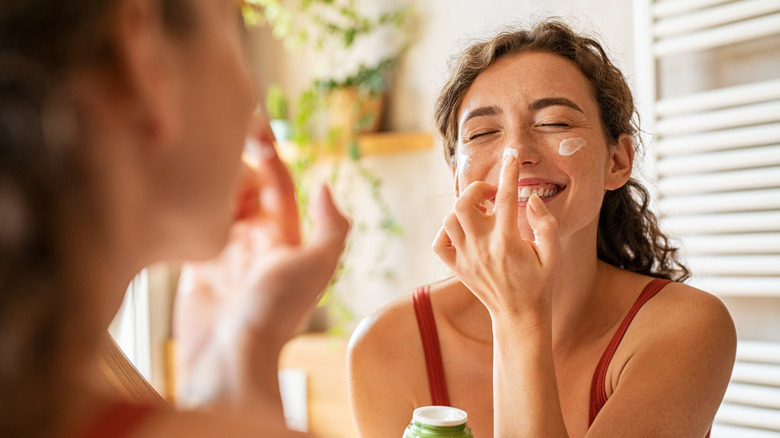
[527,194,559,266]
[307,185,350,259]
[247,125,300,245]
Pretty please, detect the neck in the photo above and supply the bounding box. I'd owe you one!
[548,225,626,352]
[64,217,142,331]
[448,214,632,355]
[75,81,163,329]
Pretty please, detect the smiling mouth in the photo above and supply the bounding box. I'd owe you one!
[518,184,563,202]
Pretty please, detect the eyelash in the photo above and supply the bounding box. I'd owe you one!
[468,131,497,140]
[467,120,571,141]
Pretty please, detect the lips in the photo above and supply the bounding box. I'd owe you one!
[484,178,566,205]
[517,182,564,202]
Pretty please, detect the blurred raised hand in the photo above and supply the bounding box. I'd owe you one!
[173,121,349,412]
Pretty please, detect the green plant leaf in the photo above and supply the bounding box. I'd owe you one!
[266,84,288,120]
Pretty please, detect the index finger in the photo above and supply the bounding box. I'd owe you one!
[495,148,519,230]
[245,120,301,245]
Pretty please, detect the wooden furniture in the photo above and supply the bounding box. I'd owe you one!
[97,334,169,408]
[279,334,357,438]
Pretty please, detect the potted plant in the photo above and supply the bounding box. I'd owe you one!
[243,0,412,152]
[316,57,394,151]
[242,0,413,333]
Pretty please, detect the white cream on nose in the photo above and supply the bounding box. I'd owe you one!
[558,137,587,156]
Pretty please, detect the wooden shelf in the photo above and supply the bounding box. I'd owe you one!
[277,131,434,162]
[356,131,434,155]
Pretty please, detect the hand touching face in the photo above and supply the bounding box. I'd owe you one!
[435,148,561,320]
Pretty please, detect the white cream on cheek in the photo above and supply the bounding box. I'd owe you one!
[457,151,472,175]
[558,137,587,156]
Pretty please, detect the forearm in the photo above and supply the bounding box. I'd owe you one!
[241,325,287,415]
[175,323,285,422]
[492,315,568,438]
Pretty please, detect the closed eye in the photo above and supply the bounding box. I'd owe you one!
[468,131,498,140]
[540,123,570,127]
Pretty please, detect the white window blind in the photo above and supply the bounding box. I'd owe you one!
[634,0,780,435]
[107,267,175,397]
[634,0,780,297]
[108,269,152,381]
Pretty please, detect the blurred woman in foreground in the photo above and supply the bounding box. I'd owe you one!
[0,1,348,437]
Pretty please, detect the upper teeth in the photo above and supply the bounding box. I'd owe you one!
[518,186,558,201]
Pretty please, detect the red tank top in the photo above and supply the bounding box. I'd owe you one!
[413,278,709,435]
[413,285,451,406]
[71,401,156,438]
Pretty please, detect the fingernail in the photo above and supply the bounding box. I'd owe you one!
[259,141,277,160]
[503,147,518,161]
[528,194,541,212]
[245,137,276,162]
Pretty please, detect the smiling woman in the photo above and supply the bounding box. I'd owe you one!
[348,19,736,438]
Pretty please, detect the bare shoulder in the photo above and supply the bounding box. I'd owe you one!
[348,278,466,371]
[594,279,738,435]
[347,285,430,397]
[348,289,422,370]
[347,286,432,437]
[623,280,737,369]
[638,280,736,347]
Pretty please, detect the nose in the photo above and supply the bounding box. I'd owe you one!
[507,130,542,166]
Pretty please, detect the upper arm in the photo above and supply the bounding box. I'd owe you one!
[347,302,421,438]
[588,287,736,437]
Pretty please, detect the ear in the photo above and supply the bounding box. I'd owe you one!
[114,0,181,145]
[604,133,633,190]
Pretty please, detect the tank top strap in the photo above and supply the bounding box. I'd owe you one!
[588,278,672,425]
[413,285,451,406]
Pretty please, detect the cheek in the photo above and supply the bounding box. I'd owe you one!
[456,151,472,175]
[456,147,501,180]
[558,137,587,156]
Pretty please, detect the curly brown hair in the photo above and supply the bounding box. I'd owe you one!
[0,1,193,436]
[434,19,689,282]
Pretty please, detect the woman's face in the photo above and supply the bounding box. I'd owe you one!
[159,0,257,258]
[454,50,630,241]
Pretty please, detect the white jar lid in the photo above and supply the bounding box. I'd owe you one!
[412,406,468,427]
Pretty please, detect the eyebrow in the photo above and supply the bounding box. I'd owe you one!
[528,97,584,113]
[459,105,503,125]
[459,97,584,128]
